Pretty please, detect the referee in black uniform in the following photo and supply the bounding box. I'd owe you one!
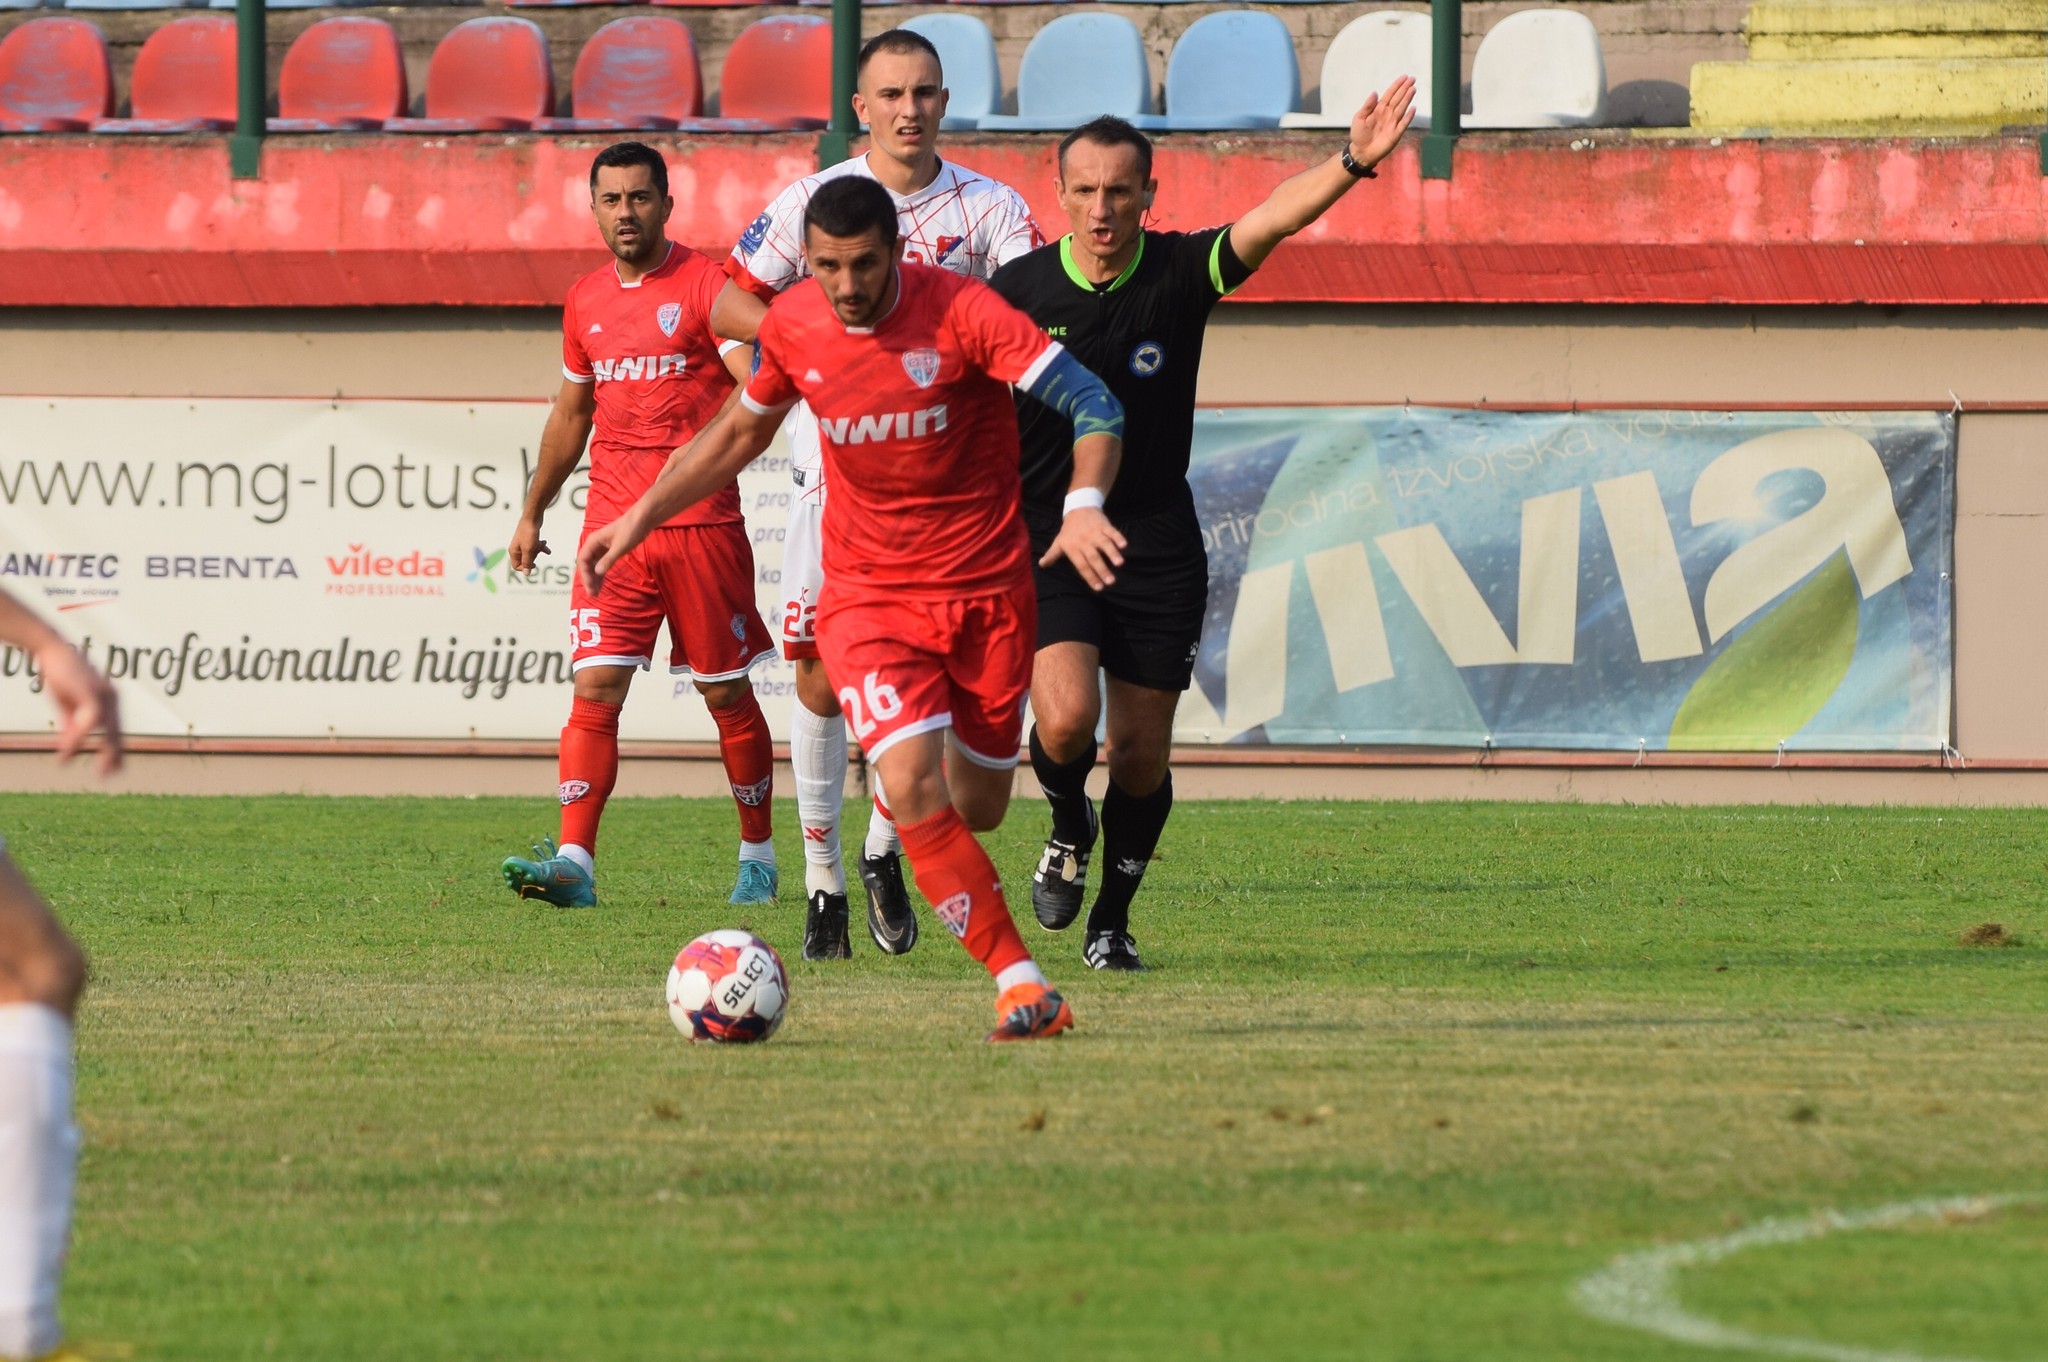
[990,77,1416,971]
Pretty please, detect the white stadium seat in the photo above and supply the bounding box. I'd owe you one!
[1282,10,1433,131]
[1468,8,1608,129]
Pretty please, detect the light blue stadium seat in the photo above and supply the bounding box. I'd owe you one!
[1133,10,1298,130]
[208,0,356,8]
[900,11,998,131]
[0,0,55,11]
[977,13,1151,131]
[65,0,202,10]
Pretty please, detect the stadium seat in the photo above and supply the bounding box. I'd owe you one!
[532,16,698,131]
[1469,8,1609,128]
[1134,10,1297,130]
[703,15,828,128]
[63,0,203,11]
[509,0,638,8]
[209,0,361,10]
[0,17,111,131]
[0,0,51,11]
[270,15,405,131]
[1282,10,1433,130]
[91,12,233,133]
[977,14,1152,131]
[386,16,554,132]
[899,12,998,131]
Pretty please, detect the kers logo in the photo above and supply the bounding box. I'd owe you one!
[933,891,971,940]
[739,212,772,255]
[656,302,682,338]
[901,347,942,388]
[558,780,592,806]
[1129,341,1165,377]
[732,775,772,808]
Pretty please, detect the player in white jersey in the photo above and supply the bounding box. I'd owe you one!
[714,27,1043,962]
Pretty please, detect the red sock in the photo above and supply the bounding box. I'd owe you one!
[708,691,774,844]
[897,807,1031,978]
[558,696,621,856]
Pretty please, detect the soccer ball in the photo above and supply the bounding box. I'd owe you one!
[667,929,789,1043]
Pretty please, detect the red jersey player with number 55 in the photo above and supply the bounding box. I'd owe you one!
[581,177,1128,1042]
[500,143,780,912]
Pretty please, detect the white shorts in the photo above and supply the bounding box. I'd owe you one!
[778,479,826,662]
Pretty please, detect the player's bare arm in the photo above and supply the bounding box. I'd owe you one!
[1230,75,1418,270]
[1012,343,1129,590]
[509,376,597,574]
[578,399,788,595]
[0,589,122,776]
[710,280,770,346]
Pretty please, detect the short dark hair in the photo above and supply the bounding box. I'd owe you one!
[589,142,668,197]
[1058,116,1154,182]
[857,28,942,79]
[804,177,900,249]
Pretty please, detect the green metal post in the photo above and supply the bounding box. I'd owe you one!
[1420,0,1460,180]
[229,0,266,180]
[817,0,862,169]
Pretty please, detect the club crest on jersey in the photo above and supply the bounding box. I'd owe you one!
[656,302,682,338]
[932,235,965,265]
[901,348,942,388]
[729,612,747,642]
[1129,341,1165,377]
[933,892,971,939]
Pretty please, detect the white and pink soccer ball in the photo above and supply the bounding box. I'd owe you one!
[667,929,788,1043]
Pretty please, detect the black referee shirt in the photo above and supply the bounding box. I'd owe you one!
[991,228,1254,535]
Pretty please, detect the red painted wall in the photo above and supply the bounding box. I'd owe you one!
[3,132,2047,307]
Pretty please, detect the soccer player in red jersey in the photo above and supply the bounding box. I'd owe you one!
[501,143,779,910]
[580,177,1128,1041]
[0,586,120,1362]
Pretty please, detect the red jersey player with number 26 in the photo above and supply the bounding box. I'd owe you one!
[581,177,1129,1042]
[501,143,779,912]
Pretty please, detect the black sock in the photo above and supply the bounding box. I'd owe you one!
[1086,772,1173,939]
[1029,726,1098,847]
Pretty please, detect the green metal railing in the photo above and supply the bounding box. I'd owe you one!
[817,0,862,170]
[229,0,265,179]
[1421,0,1460,180]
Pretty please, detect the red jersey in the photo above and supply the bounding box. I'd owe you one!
[561,242,743,530]
[741,265,1057,600]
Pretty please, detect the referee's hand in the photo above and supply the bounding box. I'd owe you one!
[1042,507,1128,592]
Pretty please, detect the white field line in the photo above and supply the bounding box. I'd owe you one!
[1572,1193,2046,1362]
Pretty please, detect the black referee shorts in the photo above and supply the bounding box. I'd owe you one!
[1030,504,1209,693]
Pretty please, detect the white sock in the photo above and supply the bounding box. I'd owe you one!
[863,770,901,860]
[994,960,1048,994]
[739,838,776,868]
[789,701,846,895]
[558,843,594,876]
[0,1004,77,1362]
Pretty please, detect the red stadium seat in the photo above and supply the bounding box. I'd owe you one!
[0,18,113,132]
[272,16,407,132]
[386,17,554,133]
[93,15,236,134]
[709,15,829,128]
[534,16,699,131]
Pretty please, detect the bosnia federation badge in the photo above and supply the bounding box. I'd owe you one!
[656,302,682,338]
[901,347,942,388]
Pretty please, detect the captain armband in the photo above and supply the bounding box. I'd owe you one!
[1018,344,1126,444]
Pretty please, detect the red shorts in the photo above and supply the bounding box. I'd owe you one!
[570,522,775,680]
[815,581,1035,768]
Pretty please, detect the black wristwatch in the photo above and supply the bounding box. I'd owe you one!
[1339,144,1377,179]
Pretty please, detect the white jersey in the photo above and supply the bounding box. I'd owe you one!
[728,153,1043,487]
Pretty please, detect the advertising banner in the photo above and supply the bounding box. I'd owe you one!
[2,400,1953,752]
[0,398,797,742]
[1181,408,1953,751]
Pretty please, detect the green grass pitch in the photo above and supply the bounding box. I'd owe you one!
[5,793,2044,1361]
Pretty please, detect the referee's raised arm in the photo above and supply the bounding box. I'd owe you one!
[1228,75,1418,269]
